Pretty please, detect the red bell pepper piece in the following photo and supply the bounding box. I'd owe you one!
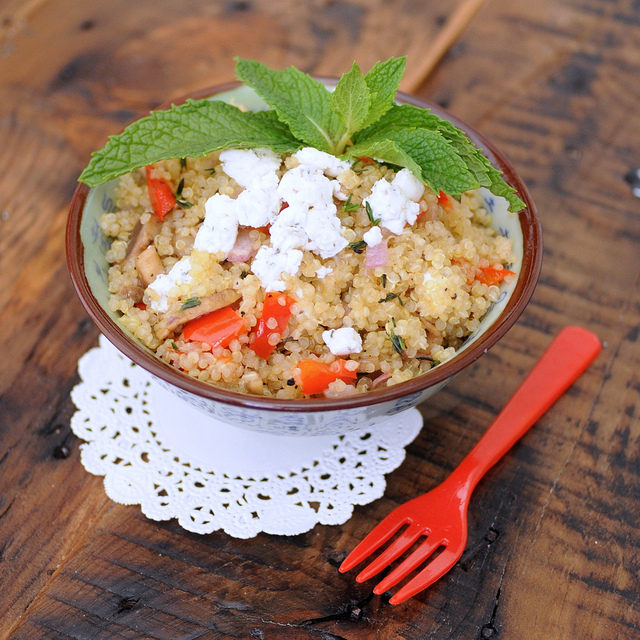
[294,358,358,395]
[145,165,176,220]
[251,293,296,359]
[182,306,247,348]
[437,190,454,213]
[475,266,515,286]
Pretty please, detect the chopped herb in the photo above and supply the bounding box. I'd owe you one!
[381,273,387,288]
[341,194,360,213]
[205,167,217,173]
[175,178,194,208]
[386,329,406,356]
[240,270,248,279]
[417,355,435,362]
[348,240,367,254]
[385,317,406,356]
[378,292,403,305]
[287,378,296,386]
[180,157,187,168]
[171,341,179,350]
[179,296,201,311]
[365,201,381,226]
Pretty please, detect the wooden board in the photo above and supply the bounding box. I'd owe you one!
[1,0,639,637]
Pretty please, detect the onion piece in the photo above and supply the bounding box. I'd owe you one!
[227,227,258,263]
[370,371,392,389]
[365,237,388,268]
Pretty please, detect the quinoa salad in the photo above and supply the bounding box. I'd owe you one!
[100,146,516,398]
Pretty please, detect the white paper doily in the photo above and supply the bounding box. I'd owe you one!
[70,336,423,538]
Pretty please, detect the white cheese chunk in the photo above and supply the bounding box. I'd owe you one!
[273,165,348,259]
[251,245,303,292]
[332,180,348,201]
[362,225,383,247]
[362,178,421,235]
[293,147,351,177]
[147,256,192,312]
[316,266,333,278]
[218,149,283,228]
[278,164,334,207]
[322,327,363,356]
[392,168,425,202]
[219,148,282,188]
[235,172,281,228]
[194,194,239,256]
[304,207,349,258]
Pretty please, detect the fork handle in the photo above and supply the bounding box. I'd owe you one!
[450,326,601,491]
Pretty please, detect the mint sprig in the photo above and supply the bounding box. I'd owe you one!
[78,57,525,212]
[79,100,302,186]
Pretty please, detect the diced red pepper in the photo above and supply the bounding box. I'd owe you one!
[294,358,358,395]
[475,266,515,286]
[359,156,375,164]
[134,302,147,311]
[182,306,247,348]
[145,165,176,220]
[437,190,455,213]
[251,293,296,359]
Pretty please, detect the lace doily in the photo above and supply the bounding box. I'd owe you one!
[70,336,423,538]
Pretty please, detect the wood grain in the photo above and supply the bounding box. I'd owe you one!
[1,0,639,638]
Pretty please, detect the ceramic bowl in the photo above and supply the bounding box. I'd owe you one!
[67,81,542,436]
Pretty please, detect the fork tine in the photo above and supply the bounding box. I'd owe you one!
[372,535,443,594]
[355,523,425,583]
[387,547,462,604]
[339,513,411,573]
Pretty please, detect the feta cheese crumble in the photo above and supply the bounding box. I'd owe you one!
[147,256,192,312]
[272,163,348,259]
[292,147,351,178]
[219,148,282,188]
[362,225,383,247]
[194,194,239,255]
[251,246,303,292]
[316,266,333,278]
[363,175,421,235]
[322,327,363,356]
[392,168,425,202]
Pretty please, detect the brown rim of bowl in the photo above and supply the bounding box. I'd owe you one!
[67,80,542,414]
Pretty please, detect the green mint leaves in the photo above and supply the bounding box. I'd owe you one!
[78,100,302,186]
[78,56,525,212]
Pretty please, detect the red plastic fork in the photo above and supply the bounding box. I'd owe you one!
[340,326,601,604]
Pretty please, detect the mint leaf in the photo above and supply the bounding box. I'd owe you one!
[356,104,524,211]
[235,57,345,154]
[79,99,302,186]
[329,62,370,151]
[361,57,406,129]
[345,137,426,182]
[385,129,479,197]
[348,127,478,197]
[483,164,526,212]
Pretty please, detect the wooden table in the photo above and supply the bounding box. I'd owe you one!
[1,0,639,637]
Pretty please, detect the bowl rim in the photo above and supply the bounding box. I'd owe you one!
[66,80,542,414]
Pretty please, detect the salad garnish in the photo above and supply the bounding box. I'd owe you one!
[79,57,525,212]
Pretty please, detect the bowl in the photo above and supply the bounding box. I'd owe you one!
[66,80,542,436]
